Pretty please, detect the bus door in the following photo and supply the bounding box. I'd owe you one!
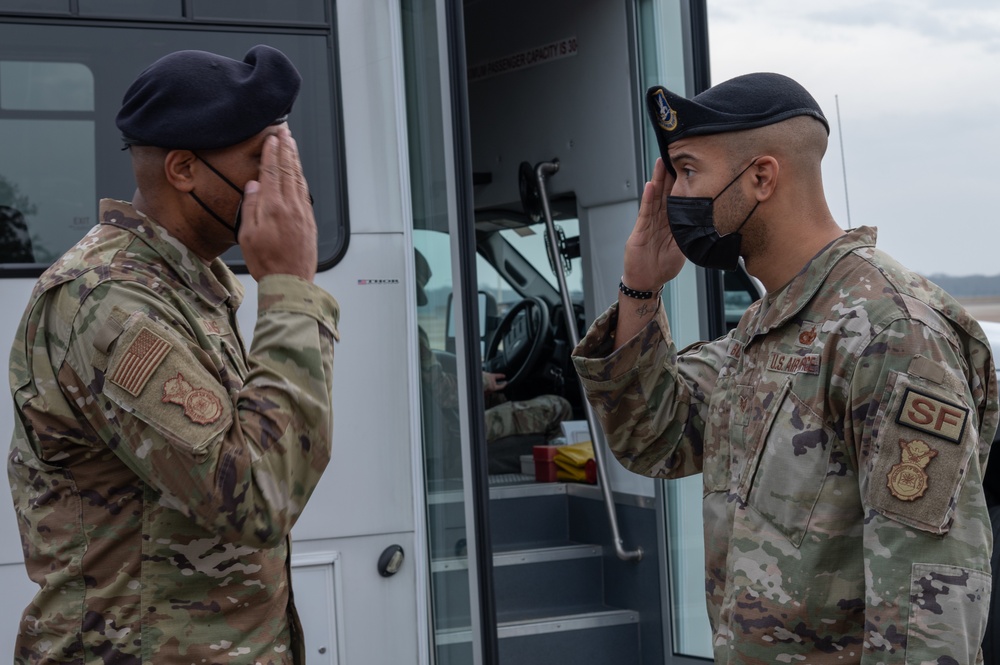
[406,0,721,663]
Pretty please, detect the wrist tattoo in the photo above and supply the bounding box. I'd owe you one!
[636,302,653,317]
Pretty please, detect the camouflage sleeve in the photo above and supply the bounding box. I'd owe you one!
[851,317,995,663]
[63,274,339,548]
[572,301,726,479]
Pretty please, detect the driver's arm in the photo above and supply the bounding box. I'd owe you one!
[482,372,507,393]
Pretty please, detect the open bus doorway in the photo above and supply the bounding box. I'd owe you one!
[406,0,720,662]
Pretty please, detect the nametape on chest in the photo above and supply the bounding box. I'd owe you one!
[895,388,968,444]
[109,326,173,396]
[767,352,819,375]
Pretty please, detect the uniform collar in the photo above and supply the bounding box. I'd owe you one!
[99,199,244,309]
[750,226,877,337]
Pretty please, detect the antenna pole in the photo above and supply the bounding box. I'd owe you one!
[835,94,853,229]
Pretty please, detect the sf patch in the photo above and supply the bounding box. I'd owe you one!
[887,439,937,501]
[895,388,968,444]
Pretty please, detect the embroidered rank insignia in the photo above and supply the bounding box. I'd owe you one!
[162,372,223,425]
[110,327,172,396]
[653,89,678,132]
[887,439,938,501]
[797,323,818,347]
[895,388,968,444]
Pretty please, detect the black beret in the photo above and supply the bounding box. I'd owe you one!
[116,45,301,150]
[646,73,829,169]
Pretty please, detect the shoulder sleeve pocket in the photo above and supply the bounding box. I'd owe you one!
[101,312,232,458]
[867,369,977,535]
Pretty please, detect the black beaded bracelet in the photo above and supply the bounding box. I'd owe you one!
[619,278,662,300]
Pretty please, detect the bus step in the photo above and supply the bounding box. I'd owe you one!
[497,608,641,665]
[433,608,640,665]
[493,543,605,616]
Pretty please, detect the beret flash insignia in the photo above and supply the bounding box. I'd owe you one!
[653,89,678,132]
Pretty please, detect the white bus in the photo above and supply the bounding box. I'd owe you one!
[0,1,767,663]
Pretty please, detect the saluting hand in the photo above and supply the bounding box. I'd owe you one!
[622,157,685,291]
[240,127,318,283]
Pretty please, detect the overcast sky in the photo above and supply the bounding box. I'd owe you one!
[707,0,1000,277]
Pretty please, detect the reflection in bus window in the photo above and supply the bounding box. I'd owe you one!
[0,61,95,265]
[0,205,33,263]
[0,24,347,272]
[498,219,583,300]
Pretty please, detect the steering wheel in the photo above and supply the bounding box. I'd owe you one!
[484,296,551,391]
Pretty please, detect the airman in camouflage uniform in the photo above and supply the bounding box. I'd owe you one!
[7,47,338,663]
[573,74,997,663]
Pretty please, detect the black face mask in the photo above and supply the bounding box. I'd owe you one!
[189,154,245,239]
[666,159,760,271]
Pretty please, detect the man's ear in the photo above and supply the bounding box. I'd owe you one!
[750,156,779,201]
[163,150,198,193]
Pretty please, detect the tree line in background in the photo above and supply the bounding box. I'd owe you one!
[927,274,1000,299]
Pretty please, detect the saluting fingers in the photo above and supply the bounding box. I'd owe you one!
[239,134,278,235]
[285,134,310,204]
[259,132,282,194]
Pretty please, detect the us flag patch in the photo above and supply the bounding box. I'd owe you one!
[110,327,172,396]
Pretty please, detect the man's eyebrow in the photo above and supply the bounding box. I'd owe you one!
[668,150,699,165]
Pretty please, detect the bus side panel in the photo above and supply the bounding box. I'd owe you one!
[236,233,414,541]
[293,532,419,665]
[338,0,409,236]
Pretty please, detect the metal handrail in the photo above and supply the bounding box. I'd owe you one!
[534,160,643,562]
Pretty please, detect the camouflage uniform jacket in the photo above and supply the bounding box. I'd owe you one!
[8,200,340,664]
[573,227,997,664]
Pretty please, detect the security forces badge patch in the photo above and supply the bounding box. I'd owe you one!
[162,372,224,425]
[887,439,937,501]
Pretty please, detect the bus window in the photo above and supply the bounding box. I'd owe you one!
[0,61,95,265]
[497,219,584,301]
[0,1,328,23]
[0,21,347,273]
[77,1,183,19]
[0,1,65,13]
[192,0,326,24]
